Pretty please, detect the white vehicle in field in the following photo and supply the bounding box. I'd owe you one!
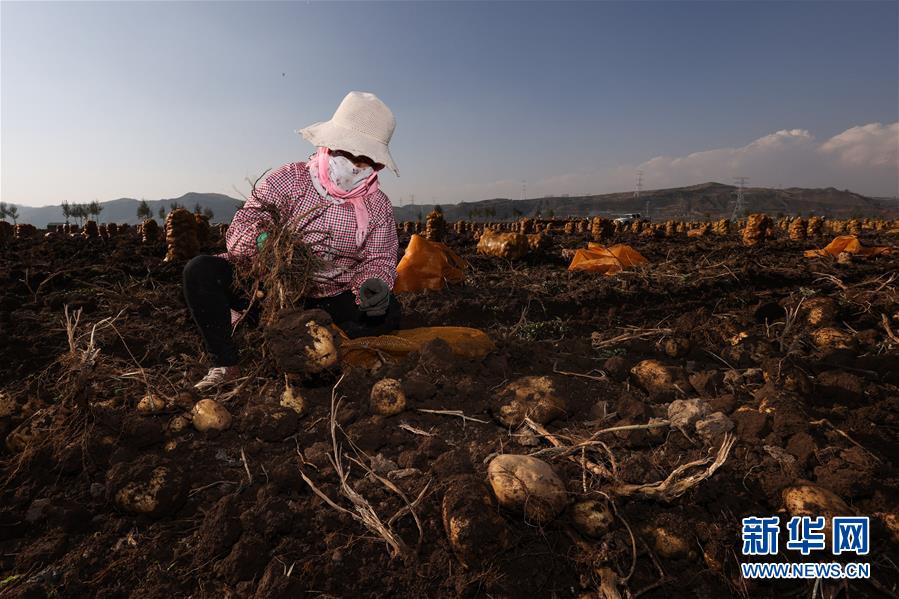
[613,213,643,225]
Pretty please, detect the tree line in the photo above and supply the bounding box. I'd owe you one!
[136,200,214,222]
[0,202,20,224]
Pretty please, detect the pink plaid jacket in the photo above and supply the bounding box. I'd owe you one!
[224,162,398,300]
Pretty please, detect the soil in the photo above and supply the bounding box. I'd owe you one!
[1,226,898,598]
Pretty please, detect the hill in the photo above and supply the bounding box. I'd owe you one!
[6,183,897,228]
[394,182,899,222]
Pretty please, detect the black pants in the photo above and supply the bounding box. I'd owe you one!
[183,255,401,366]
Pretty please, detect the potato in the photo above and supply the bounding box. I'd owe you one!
[191,399,232,432]
[630,360,689,398]
[492,376,566,427]
[570,500,614,538]
[168,415,191,434]
[305,320,338,372]
[442,476,512,568]
[811,327,855,350]
[783,483,853,542]
[108,461,186,517]
[264,309,339,375]
[487,454,568,523]
[649,526,692,559]
[782,483,851,517]
[370,378,406,416]
[280,383,306,415]
[137,394,166,414]
[802,297,838,326]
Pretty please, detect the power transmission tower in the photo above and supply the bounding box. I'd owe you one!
[634,170,646,219]
[731,177,748,220]
[520,180,527,202]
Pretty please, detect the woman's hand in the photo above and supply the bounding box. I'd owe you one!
[359,278,390,317]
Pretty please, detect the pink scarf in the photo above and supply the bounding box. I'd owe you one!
[314,147,380,247]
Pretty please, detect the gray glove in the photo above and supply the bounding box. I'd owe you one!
[359,278,390,317]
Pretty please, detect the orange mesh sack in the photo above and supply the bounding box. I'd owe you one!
[394,234,467,293]
[804,235,894,258]
[569,243,648,274]
[340,326,495,368]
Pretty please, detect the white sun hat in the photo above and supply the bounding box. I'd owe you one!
[297,91,399,175]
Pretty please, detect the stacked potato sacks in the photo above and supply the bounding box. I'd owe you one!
[847,219,861,236]
[194,213,211,246]
[788,217,807,241]
[829,220,847,235]
[140,218,160,243]
[424,210,447,242]
[99,224,110,240]
[0,220,12,242]
[164,208,199,262]
[687,222,711,237]
[712,219,730,236]
[806,216,824,238]
[477,229,530,259]
[590,217,613,242]
[742,213,773,246]
[526,232,550,253]
[107,222,119,237]
[82,220,99,239]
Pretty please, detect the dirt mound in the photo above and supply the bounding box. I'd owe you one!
[1,226,898,597]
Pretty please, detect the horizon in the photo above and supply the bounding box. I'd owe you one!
[2,1,898,207]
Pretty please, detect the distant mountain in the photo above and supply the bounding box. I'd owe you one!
[394,182,899,222]
[9,193,244,228]
[7,183,897,228]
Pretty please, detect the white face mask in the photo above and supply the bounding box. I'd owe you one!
[328,154,373,192]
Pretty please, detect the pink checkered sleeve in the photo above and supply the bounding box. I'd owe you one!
[350,191,399,299]
[225,164,297,262]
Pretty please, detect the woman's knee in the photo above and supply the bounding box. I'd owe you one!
[183,255,229,287]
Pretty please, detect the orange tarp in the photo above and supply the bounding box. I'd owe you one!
[803,235,894,258]
[340,326,495,367]
[394,234,467,293]
[568,243,649,274]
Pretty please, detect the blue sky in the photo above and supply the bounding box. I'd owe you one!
[2,1,897,207]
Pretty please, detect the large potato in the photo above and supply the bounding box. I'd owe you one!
[492,376,566,427]
[442,476,511,568]
[191,399,232,432]
[487,454,568,523]
[304,320,338,372]
[782,482,853,543]
[782,483,851,517]
[264,309,339,375]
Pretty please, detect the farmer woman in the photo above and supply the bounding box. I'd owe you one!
[184,91,401,390]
